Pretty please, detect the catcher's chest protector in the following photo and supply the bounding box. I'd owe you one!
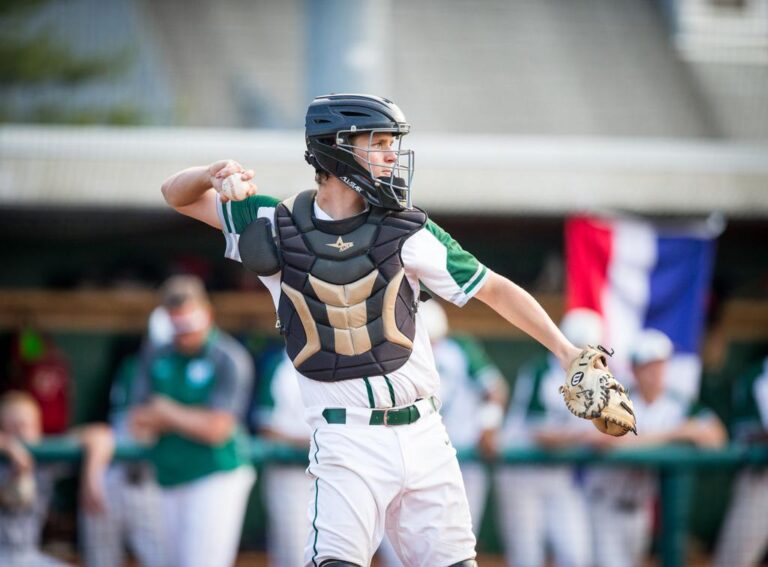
[276,190,427,381]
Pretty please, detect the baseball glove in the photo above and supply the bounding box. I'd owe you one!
[559,345,637,437]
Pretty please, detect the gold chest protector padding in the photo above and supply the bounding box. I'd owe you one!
[281,268,414,363]
[279,283,321,367]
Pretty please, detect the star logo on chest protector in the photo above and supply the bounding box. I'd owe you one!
[326,236,354,253]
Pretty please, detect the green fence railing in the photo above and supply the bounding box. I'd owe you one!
[12,440,768,567]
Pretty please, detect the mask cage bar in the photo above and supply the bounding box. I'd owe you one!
[335,128,414,209]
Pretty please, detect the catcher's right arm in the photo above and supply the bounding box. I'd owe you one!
[559,345,637,437]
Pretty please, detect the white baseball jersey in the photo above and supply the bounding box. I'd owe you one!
[218,194,484,566]
[218,194,489,411]
[435,335,505,448]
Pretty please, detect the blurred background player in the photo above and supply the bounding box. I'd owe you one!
[0,391,113,567]
[493,308,599,567]
[252,350,312,567]
[129,275,255,567]
[584,328,727,567]
[377,299,508,567]
[78,307,172,567]
[419,299,508,527]
[712,353,768,567]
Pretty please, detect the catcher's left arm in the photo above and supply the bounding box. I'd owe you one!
[470,273,633,434]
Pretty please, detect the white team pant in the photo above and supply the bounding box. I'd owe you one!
[589,495,651,567]
[304,410,476,567]
[79,465,166,567]
[460,461,490,536]
[495,466,592,567]
[713,469,768,567]
[377,460,489,567]
[264,464,312,567]
[0,550,70,567]
[161,465,255,567]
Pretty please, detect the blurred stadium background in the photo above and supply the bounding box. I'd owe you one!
[0,0,767,565]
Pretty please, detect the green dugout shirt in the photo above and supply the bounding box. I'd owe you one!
[137,329,255,487]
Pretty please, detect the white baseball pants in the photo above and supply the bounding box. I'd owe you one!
[303,410,476,567]
[161,465,255,567]
[264,464,313,567]
[79,465,166,567]
[495,466,592,567]
[713,469,768,567]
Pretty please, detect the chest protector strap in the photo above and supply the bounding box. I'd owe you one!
[276,190,427,382]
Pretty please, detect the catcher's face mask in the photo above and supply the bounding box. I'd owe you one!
[304,93,415,211]
[339,129,414,209]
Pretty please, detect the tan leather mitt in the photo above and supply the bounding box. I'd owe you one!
[559,345,637,437]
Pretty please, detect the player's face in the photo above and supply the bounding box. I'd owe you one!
[168,302,212,354]
[350,132,398,179]
[633,359,666,397]
[0,403,42,443]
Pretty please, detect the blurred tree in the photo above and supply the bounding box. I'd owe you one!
[0,0,142,124]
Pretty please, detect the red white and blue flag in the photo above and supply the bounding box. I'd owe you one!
[565,215,720,400]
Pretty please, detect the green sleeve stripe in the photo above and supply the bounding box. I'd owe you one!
[384,376,397,406]
[223,201,234,234]
[425,220,483,289]
[230,195,280,233]
[363,378,375,408]
[311,429,320,567]
[463,264,488,295]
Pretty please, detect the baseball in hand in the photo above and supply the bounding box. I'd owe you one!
[220,173,251,201]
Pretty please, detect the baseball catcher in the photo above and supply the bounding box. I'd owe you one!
[560,345,637,436]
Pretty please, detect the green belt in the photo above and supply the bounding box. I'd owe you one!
[322,398,435,426]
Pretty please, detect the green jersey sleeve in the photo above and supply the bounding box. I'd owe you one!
[217,194,281,261]
[402,219,489,306]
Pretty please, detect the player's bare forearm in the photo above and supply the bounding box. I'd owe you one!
[155,397,236,445]
[0,432,34,472]
[75,423,115,515]
[161,166,212,207]
[485,379,509,407]
[77,423,116,470]
[162,160,257,229]
[161,165,223,229]
[534,428,586,449]
[474,271,579,368]
[673,418,728,448]
[260,428,311,450]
